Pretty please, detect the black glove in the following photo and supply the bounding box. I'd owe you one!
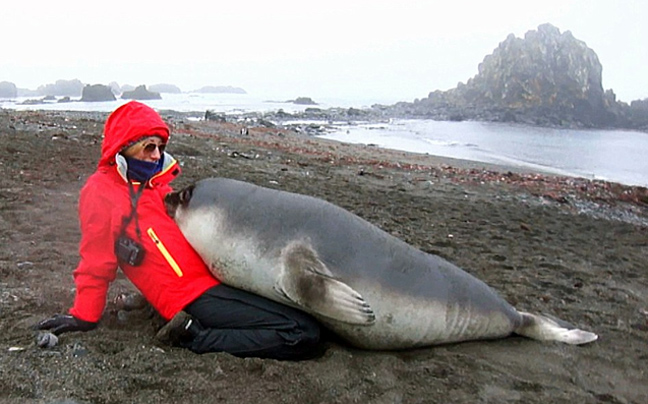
[37,314,97,335]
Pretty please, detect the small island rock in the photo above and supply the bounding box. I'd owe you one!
[81,84,117,102]
[121,85,162,100]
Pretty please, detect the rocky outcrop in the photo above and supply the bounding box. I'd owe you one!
[0,81,17,98]
[392,24,644,129]
[289,97,317,105]
[194,85,246,94]
[37,79,84,97]
[81,84,117,102]
[121,85,161,100]
[149,83,181,93]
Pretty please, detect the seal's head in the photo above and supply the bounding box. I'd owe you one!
[164,184,195,219]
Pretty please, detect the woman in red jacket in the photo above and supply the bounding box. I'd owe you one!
[38,101,321,360]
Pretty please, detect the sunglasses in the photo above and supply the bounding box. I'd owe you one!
[143,142,166,154]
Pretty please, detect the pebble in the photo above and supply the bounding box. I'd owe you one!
[36,332,59,348]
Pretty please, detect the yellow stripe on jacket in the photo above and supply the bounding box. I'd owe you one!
[147,227,184,277]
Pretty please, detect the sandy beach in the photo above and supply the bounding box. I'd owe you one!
[1,109,647,404]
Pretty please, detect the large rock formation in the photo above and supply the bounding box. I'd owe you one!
[81,84,117,102]
[467,24,603,108]
[394,24,643,129]
[121,85,161,100]
[0,81,17,98]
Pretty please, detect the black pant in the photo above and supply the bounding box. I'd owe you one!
[183,284,322,360]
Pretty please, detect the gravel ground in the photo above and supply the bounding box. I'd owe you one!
[1,109,646,404]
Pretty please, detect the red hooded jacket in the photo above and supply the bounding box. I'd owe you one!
[69,101,219,322]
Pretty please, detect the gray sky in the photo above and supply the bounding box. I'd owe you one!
[3,0,646,103]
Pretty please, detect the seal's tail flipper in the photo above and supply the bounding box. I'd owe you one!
[515,312,598,345]
[274,241,376,325]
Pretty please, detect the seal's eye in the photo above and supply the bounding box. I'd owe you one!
[179,186,195,205]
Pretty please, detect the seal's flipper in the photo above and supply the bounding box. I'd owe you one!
[515,312,598,345]
[275,241,376,325]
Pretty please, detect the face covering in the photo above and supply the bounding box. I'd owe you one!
[125,155,165,182]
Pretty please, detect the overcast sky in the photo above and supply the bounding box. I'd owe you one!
[2,0,646,103]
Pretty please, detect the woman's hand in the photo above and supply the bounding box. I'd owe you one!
[37,314,97,335]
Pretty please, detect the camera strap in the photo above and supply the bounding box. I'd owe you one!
[120,180,146,240]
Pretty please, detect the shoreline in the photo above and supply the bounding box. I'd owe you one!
[5,105,647,189]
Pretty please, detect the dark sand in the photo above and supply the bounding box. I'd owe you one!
[1,109,647,404]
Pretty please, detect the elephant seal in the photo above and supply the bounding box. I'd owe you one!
[165,178,597,350]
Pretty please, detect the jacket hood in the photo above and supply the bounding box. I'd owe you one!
[99,101,170,168]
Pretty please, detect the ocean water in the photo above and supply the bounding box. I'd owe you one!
[2,93,647,187]
[321,120,648,187]
[0,92,383,114]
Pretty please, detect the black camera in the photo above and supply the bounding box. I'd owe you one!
[115,235,145,266]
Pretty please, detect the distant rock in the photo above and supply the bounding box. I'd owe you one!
[149,83,182,93]
[468,24,604,110]
[37,79,84,97]
[57,96,72,103]
[121,85,161,100]
[0,81,17,98]
[394,24,622,128]
[81,84,117,102]
[194,85,246,94]
[289,97,317,105]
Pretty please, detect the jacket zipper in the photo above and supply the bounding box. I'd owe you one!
[147,228,184,277]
